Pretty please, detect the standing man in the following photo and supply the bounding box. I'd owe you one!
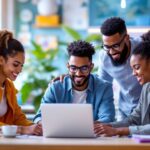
[99,17,142,119]
[34,40,115,126]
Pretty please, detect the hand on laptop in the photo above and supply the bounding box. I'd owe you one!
[32,123,43,136]
[94,121,115,137]
[94,122,130,137]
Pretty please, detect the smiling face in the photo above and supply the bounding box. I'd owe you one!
[102,33,130,66]
[0,52,25,83]
[130,54,150,85]
[67,56,93,91]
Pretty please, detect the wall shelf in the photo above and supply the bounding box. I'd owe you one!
[33,24,60,28]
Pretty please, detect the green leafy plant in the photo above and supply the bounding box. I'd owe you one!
[60,25,102,50]
[20,41,58,111]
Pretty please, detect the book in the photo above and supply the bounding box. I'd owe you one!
[132,134,150,143]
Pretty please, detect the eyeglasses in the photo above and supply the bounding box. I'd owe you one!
[102,34,126,52]
[68,65,91,74]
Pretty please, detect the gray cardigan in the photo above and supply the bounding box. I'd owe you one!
[111,82,150,135]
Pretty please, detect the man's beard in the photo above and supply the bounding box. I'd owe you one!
[108,44,129,66]
[70,74,90,88]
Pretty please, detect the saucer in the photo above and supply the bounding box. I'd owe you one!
[3,135,16,138]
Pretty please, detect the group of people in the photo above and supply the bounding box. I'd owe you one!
[0,17,150,137]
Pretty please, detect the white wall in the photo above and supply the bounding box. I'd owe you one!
[88,27,150,37]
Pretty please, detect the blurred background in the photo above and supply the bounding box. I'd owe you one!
[0,0,150,119]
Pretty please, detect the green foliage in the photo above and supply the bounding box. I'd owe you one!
[62,25,81,40]
[20,41,58,111]
[61,25,102,47]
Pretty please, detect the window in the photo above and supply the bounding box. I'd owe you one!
[0,0,14,30]
[0,0,2,28]
[89,0,150,27]
[88,0,150,35]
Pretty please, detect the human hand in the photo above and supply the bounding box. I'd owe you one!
[19,123,43,136]
[94,121,111,129]
[51,74,67,83]
[94,121,116,137]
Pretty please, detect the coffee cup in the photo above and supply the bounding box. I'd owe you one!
[2,125,18,137]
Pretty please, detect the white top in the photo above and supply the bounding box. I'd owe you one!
[0,87,8,117]
[72,89,87,103]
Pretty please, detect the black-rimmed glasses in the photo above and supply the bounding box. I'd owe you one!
[68,65,91,74]
[101,34,126,52]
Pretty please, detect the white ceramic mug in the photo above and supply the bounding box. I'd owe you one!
[2,125,18,137]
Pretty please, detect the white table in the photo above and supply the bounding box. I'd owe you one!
[0,135,150,150]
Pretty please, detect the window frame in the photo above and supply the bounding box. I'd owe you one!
[0,0,14,30]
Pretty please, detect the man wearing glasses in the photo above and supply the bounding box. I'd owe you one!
[34,40,115,126]
[98,17,142,120]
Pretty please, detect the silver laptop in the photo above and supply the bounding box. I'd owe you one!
[41,103,95,138]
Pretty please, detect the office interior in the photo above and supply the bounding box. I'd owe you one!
[0,0,150,119]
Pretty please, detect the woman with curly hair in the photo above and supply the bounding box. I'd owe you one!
[0,30,42,135]
[94,31,150,136]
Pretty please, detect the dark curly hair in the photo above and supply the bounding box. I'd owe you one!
[132,41,150,61]
[0,29,24,59]
[141,30,150,42]
[67,40,95,61]
[101,17,127,36]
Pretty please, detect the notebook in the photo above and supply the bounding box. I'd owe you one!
[41,103,95,138]
[132,134,150,143]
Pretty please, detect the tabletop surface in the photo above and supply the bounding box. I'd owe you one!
[0,134,149,146]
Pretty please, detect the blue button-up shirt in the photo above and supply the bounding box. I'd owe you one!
[34,74,115,123]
